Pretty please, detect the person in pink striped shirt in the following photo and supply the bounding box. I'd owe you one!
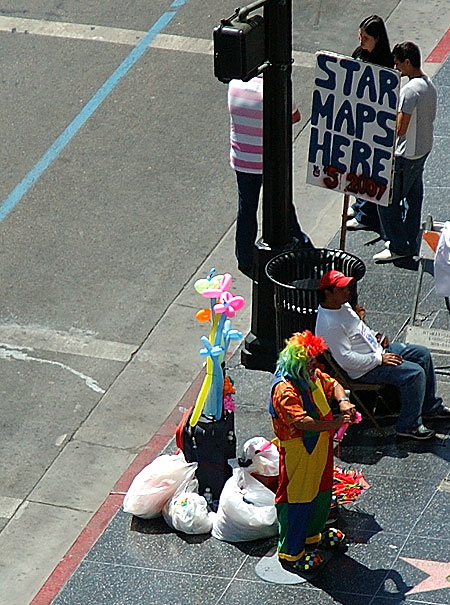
[228,75,311,277]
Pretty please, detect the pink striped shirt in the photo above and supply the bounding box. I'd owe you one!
[228,76,298,174]
[228,77,264,173]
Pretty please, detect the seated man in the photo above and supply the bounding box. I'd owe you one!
[315,270,450,440]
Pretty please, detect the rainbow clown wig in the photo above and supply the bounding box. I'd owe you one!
[275,330,328,386]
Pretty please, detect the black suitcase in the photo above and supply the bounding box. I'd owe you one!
[178,410,236,503]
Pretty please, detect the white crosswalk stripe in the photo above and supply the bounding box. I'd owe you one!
[0,15,315,67]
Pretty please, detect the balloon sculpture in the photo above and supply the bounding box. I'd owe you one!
[190,269,245,426]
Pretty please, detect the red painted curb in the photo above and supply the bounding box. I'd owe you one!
[30,368,205,604]
[30,494,124,604]
[426,28,450,63]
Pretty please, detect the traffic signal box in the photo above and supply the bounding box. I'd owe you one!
[213,15,265,83]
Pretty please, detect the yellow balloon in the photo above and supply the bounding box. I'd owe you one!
[190,314,220,426]
[189,372,212,426]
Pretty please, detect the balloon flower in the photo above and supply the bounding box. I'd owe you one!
[189,269,245,426]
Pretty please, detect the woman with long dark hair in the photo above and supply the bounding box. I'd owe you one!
[347,15,394,232]
[353,15,393,68]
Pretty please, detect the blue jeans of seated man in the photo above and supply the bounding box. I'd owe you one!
[355,342,442,432]
[235,171,311,270]
[377,154,429,256]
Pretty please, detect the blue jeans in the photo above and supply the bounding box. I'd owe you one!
[355,342,442,432]
[377,154,429,256]
[352,198,380,232]
[235,171,311,269]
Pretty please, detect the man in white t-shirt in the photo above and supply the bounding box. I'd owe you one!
[315,270,450,440]
[228,76,311,276]
[373,42,437,263]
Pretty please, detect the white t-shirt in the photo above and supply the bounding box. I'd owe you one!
[396,75,437,160]
[315,303,383,379]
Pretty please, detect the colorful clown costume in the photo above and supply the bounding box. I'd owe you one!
[270,370,337,562]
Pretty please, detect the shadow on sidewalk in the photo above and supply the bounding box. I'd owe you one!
[310,552,412,605]
[337,418,450,466]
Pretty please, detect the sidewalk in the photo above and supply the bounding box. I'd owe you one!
[34,56,450,605]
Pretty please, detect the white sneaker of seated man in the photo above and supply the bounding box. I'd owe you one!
[373,243,413,263]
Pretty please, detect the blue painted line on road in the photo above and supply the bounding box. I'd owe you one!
[0,0,191,223]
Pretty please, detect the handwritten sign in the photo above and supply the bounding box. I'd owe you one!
[306,52,400,206]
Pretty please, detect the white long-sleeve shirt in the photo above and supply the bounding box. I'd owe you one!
[315,303,383,379]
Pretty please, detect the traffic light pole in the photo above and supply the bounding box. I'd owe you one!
[241,0,297,371]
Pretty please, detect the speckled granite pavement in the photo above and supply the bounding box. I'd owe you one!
[48,56,450,605]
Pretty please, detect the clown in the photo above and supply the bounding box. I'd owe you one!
[269,330,356,572]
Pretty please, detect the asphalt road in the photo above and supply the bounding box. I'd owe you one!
[0,1,449,603]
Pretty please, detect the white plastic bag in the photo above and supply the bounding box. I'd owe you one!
[212,468,278,542]
[434,221,450,296]
[163,491,214,534]
[252,446,279,477]
[239,436,271,463]
[238,436,279,476]
[123,452,197,519]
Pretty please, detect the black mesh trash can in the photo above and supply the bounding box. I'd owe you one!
[266,248,366,351]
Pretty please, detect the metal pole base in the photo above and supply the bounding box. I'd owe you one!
[241,236,305,372]
[241,330,277,373]
[241,239,278,372]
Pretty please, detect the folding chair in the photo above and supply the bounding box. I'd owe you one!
[406,215,450,374]
[322,351,396,437]
[411,215,449,325]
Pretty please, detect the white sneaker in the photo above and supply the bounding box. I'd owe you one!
[347,206,356,218]
[373,247,412,263]
[346,217,370,230]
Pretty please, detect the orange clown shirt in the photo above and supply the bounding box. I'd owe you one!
[271,370,337,441]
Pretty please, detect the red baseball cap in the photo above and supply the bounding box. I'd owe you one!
[319,270,355,290]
